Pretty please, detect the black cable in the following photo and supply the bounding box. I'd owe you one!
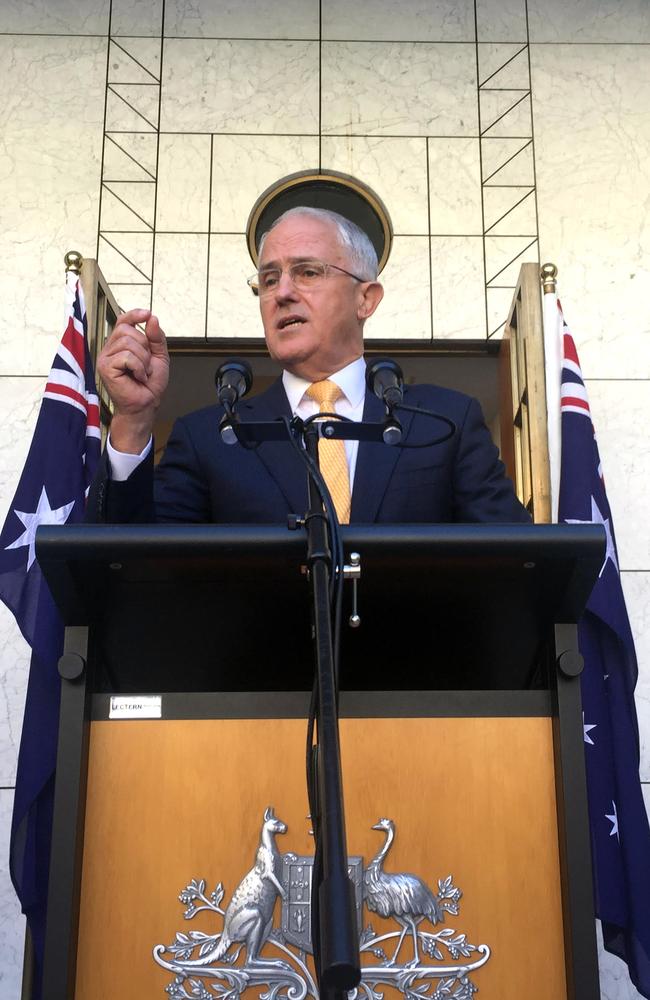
[282,416,343,599]
[301,428,346,695]
[393,403,457,448]
[280,418,344,787]
[301,414,347,637]
[280,416,347,985]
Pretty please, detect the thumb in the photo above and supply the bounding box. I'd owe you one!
[145,314,168,357]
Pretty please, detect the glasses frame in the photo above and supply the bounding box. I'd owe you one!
[247,259,368,297]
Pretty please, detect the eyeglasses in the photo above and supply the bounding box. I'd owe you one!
[247,259,367,297]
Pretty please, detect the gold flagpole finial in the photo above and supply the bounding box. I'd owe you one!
[64,250,83,274]
[540,262,557,294]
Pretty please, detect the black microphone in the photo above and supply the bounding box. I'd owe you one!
[366,357,404,408]
[215,359,253,408]
[215,359,253,445]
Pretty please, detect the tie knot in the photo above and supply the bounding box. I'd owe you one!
[307,379,343,411]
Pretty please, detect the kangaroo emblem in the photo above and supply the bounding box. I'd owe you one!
[211,806,288,967]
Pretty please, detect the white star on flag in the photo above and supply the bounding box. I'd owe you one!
[4,487,75,570]
[605,800,620,841]
[565,494,618,577]
[583,712,597,746]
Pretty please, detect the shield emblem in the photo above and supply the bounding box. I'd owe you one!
[281,854,363,953]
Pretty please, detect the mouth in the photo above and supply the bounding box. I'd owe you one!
[277,315,307,331]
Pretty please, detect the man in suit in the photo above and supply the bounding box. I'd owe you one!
[91,206,529,524]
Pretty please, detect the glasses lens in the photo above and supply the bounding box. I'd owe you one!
[291,261,327,288]
[257,269,281,294]
[250,261,330,296]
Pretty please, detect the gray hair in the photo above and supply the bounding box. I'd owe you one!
[258,206,379,280]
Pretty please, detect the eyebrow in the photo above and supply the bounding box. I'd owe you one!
[258,256,319,270]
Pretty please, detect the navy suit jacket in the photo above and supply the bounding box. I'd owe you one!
[89,378,530,524]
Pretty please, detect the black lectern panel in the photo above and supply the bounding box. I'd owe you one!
[36,524,605,693]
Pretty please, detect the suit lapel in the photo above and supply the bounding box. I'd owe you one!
[240,378,310,516]
[240,379,416,522]
[351,391,414,522]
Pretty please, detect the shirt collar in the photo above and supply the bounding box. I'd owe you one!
[282,356,367,413]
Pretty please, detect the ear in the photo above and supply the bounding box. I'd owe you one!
[357,281,384,322]
[264,806,274,821]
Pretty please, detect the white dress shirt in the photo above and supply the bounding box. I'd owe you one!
[282,355,366,488]
[107,434,153,482]
[107,356,367,486]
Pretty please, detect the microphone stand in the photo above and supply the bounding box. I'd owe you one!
[302,420,359,997]
[223,400,454,995]
[225,412,376,994]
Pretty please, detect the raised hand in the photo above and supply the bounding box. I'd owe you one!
[97,308,170,453]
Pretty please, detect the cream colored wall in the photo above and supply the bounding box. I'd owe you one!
[0,2,648,997]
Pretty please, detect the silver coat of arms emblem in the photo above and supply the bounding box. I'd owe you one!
[153,807,490,999]
[281,854,363,953]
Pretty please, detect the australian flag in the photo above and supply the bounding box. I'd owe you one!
[0,271,100,994]
[558,311,650,997]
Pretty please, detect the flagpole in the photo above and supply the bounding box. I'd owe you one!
[541,262,561,522]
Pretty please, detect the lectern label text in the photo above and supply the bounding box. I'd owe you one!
[109,695,162,719]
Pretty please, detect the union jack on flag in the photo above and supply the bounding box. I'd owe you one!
[556,304,650,997]
[43,292,101,434]
[0,269,101,996]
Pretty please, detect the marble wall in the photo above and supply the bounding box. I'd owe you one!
[0,1,648,997]
[94,1,540,341]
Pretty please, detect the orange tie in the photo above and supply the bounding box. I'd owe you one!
[306,380,351,524]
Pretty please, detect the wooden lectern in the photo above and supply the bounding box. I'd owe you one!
[37,523,604,1000]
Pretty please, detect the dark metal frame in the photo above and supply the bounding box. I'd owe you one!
[163,338,502,358]
[552,623,600,997]
[42,627,91,1000]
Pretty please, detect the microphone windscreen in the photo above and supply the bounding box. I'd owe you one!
[366,358,404,400]
[215,358,253,399]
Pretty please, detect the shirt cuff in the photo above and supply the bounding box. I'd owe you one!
[107,434,153,482]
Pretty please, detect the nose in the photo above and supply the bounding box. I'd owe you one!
[274,268,299,302]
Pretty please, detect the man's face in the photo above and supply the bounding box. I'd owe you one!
[258,214,383,381]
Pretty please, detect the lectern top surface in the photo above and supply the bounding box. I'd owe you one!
[36,523,605,693]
